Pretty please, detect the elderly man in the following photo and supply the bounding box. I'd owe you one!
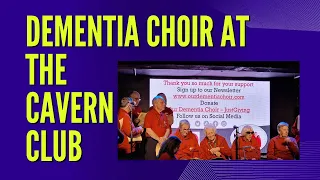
[129,91,142,126]
[267,122,300,160]
[174,120,200,160]
[144,96,170,160]
[118,97,144,159]
[200,124,231,160]
[149,93,174,134]
[231,125,261,160]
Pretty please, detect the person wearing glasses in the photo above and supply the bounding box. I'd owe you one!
[118,97,144,159]
[267,122,300,160]
[173,120,200,160]
[200,124,231,160]
[231,125,261,160]
[129,91,142,126]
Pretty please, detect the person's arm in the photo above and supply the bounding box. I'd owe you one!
[288,138,300,159]
[146,128,160,142]
[267,139,278,160]
[164,128,170,138]
[220,138,232,158]
[144,113,160,142]
[199,141,209,160]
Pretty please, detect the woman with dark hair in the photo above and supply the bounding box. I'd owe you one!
[157,136,181,160]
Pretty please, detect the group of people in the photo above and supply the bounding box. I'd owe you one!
[117,91,300,160]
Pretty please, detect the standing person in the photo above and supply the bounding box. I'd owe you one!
[149,93,174,134]
[129,91,142,126]
[118,97,144,159]
[144,96,170,160]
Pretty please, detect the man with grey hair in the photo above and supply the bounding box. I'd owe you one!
[173,120,200,160]
[144,95,171,160]
[267,122,300,160]
[200,124,231,160]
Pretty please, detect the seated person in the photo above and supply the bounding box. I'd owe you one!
[231,125,261,160]
[174,120,200,160]
[267,122,300,160]
[200,124,231,160]
[118,97,144,159]
[158,136,181,160]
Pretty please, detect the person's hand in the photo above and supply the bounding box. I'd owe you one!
[277,158,283,160]
[250,146,255,150]
[137,126,144,133]
[284,137,291,143]
[252,158,256,160]
[241,157,245,160]
[210,147,220,154]
[214,151,221,157]
[159,137,167,145]
[189,147,194,151]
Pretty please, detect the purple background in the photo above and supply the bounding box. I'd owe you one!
[2,0,320,179]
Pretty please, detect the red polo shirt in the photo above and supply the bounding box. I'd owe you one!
[144,108,169,138]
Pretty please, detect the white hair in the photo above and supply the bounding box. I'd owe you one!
[203,124,216,135]
[179,119,190,128]
[241,125,253,136]
[152,95,165,105]
[277,122,289,133]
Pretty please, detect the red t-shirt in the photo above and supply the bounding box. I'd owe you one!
[144,108,169,138]
[118,109,143,154]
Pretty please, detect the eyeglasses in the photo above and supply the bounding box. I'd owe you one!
[246,131,254,134]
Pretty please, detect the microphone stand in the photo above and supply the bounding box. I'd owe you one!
[235,127,239,160]
[130,108,133,159]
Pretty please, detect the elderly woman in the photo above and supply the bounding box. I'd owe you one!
[267,122,300,160]
[174,120,200,160]
[231,125,261,160]
[200,124,231,160]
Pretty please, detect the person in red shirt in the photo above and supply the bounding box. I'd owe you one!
[252,132,262,149]
[231,125,261,160]
[129,91,142,126]
[144,95,170,160]
[291,115,300,146]
[174,120,200,160]
[267,122,300,160]
[158,136,181,160]
[200,124,231,160]
[149,93,174,134]
[118,97,144,159]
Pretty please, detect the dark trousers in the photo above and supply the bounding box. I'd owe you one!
[145,137,158,160]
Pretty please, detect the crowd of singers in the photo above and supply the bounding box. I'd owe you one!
[118,91,300,160]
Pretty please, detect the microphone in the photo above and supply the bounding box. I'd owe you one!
[233,125,239,129]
